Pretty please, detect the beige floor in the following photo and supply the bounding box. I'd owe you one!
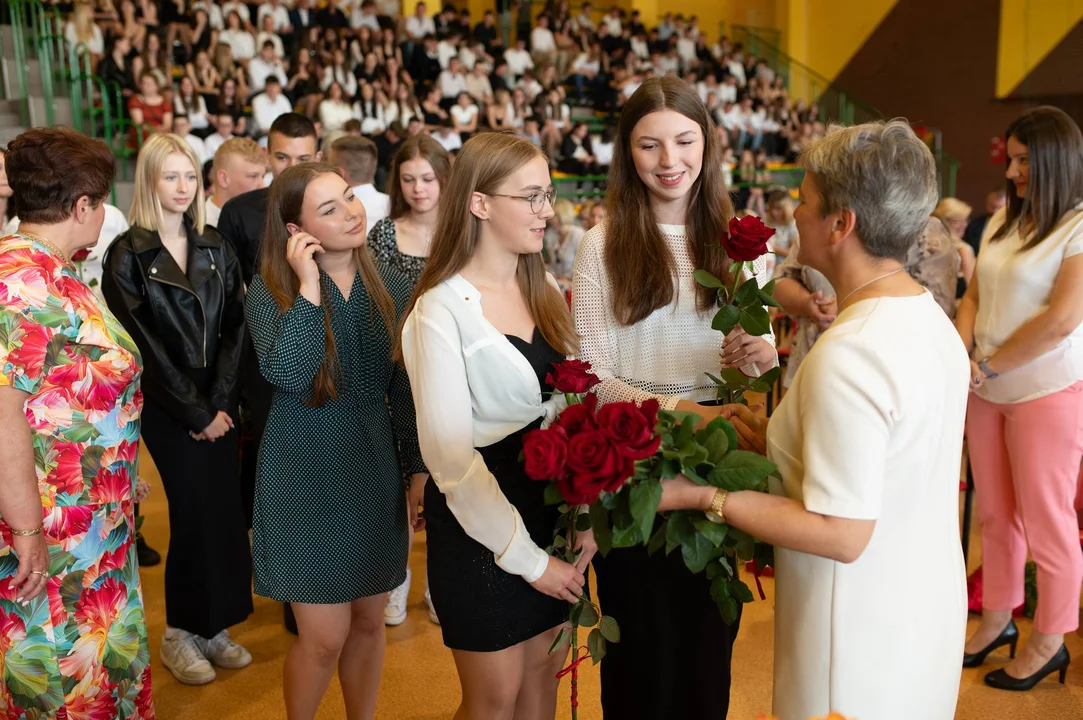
[137,447,1083,719]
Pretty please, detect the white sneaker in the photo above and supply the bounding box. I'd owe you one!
[197,629,252,670]
[424,582,439,625]
[385,568,410,626]
[160,628,216,685]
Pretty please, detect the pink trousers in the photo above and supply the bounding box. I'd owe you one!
[967,382,1083,633]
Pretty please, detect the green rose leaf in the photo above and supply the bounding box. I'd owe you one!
[665,510,696,555]
[588,628,607,664]
[709,450,776,491]
[599,615,621,643]
[629,478,662,546]
[579,601,600,628]
[711,304,741,335]
[549,628,568,654]
[691,514,729,547]
[575,512,592,532]
[543,482,564,506]
[647,521,667,556]
[681,532,715,573]
[693,268,725,289]
[732,579,755,603]
[758,279,781,308]
[729,527,756,561]
[722,595,740,624]
[589,503,613,556]
[734,278,760,307]
[738,303,772,336]
[710,574,732,606]
[703,430,729,464]
[720,367,751,386]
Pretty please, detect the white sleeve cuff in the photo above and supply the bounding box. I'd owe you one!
[494,513,552,582]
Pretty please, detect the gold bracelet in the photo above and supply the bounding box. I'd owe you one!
[11,526,43,537]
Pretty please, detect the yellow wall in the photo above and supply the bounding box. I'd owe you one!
[996,0,1083,97]
[785,0,899,81]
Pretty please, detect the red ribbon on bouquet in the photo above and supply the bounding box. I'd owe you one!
[556,645,592,710]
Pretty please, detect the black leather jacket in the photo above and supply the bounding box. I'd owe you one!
[102,220,247,432]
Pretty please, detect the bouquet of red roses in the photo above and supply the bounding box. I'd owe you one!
[695,214,783,404]
[522,361,778,717]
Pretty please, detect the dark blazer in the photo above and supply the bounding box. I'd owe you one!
[216,186,269,284]
[102,220,247,432]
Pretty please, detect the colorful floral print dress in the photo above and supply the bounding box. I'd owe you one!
[0,234,154,719]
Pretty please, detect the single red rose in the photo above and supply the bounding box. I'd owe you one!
[596,400,662,461]
[71,249,91,262]
[722,215,775,262]
[566,429,635,497]
[522,426,568,481]
[556,472,602,505]
[546,358,601,394]
[553,393,599,436]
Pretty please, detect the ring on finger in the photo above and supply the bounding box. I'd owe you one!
[31,571,48,577]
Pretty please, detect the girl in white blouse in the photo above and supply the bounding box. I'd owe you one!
[571,75,776,720]
[400,132,586,719]
[317,82,354,136]
[957,106,1083,691]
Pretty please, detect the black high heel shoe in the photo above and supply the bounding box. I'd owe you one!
[984,644,1070,691]
[963,620,1019,668]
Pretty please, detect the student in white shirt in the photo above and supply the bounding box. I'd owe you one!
[350,0,381,31]
[174,115,209,167]
[503,38,534,82]
[248,41,288,93]
[571,76,775,720]
[207,136,267,227]
[353,82,387,137]
[255,14,285,58]
[204,113,236,160]
[318,82,355,135]
[400,130,583,720]
[958,106,1083,690]
[219,11,257,60]
[529,15,557,69]
[175,76,212,133]
[256,0,291,32]
[437,33,460,70]
[437,57,469,103]
[449,92,479,138]
[221,1,251,28]
[430,123,463,153]
[404,2,436,41]
[250,77,293,137]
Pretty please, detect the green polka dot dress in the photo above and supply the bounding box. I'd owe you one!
[245,266,425,604]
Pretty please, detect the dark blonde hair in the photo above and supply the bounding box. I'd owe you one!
[395,132,576,361]
[388,134,451,220]
[605,76,735,326]
[260,163,398,407]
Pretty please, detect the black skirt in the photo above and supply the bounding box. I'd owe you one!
[424,419,567,652]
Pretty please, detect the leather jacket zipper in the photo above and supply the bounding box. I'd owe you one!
[148,275,209,368]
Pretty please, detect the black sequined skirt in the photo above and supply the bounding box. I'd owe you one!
[424,420,567,652]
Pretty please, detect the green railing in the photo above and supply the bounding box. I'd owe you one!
[731,24,960,197]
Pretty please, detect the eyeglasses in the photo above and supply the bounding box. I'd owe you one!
[488,188,557,215]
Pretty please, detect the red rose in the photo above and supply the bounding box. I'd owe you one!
[522,426,569,481]
[546,359,601,394]
[553,392,600,435]
[565,430,635,501]
[71,249,91,262]
[722,215,775,262]
[596,399,662,461]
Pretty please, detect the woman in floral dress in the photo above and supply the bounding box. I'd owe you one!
[0,128,154,718]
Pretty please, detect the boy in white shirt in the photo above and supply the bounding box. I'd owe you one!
[503,38,534,82]
[251,77,294,135]
[438,57,469,105]
[529,15,556,69]
[256,0,291,32]
[174,115,208,167]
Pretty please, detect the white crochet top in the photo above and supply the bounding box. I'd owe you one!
[572,221,777,410]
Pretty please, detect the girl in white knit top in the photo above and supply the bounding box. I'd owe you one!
[571,76,777,720]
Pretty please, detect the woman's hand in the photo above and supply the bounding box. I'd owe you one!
[721,328,776,369]
[528,556,585,604]
[722,404,768,454]
[572,524,596,574]
[803,290,837,329]
[407,474,428,532]
[10,533,49,603]
[198,411,234,442]
[658,474,715,513]
[969,360,986,390]
[286,231,324,301]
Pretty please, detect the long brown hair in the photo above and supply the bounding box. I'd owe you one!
[388,134,452,220]
[604,75,734,326]
[260,163,398,407]
[992,106,1083,251]
[395,132,577,361]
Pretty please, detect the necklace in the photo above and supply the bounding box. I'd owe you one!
[838,267,905,308]
[18,231,75,271]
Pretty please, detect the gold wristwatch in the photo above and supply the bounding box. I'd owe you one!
[705,489,729,525]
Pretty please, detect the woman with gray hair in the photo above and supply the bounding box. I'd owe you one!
[660,120,970,719]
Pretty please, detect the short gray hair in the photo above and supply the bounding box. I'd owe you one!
[799,119,939,261]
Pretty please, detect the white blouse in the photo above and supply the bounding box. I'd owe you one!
[402,274,567,583]
[572,222,777,409]
[974,203,1083,403]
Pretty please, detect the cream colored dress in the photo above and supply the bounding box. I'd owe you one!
[766,292,969,720]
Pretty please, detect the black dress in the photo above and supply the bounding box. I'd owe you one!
[424,328,567,652]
